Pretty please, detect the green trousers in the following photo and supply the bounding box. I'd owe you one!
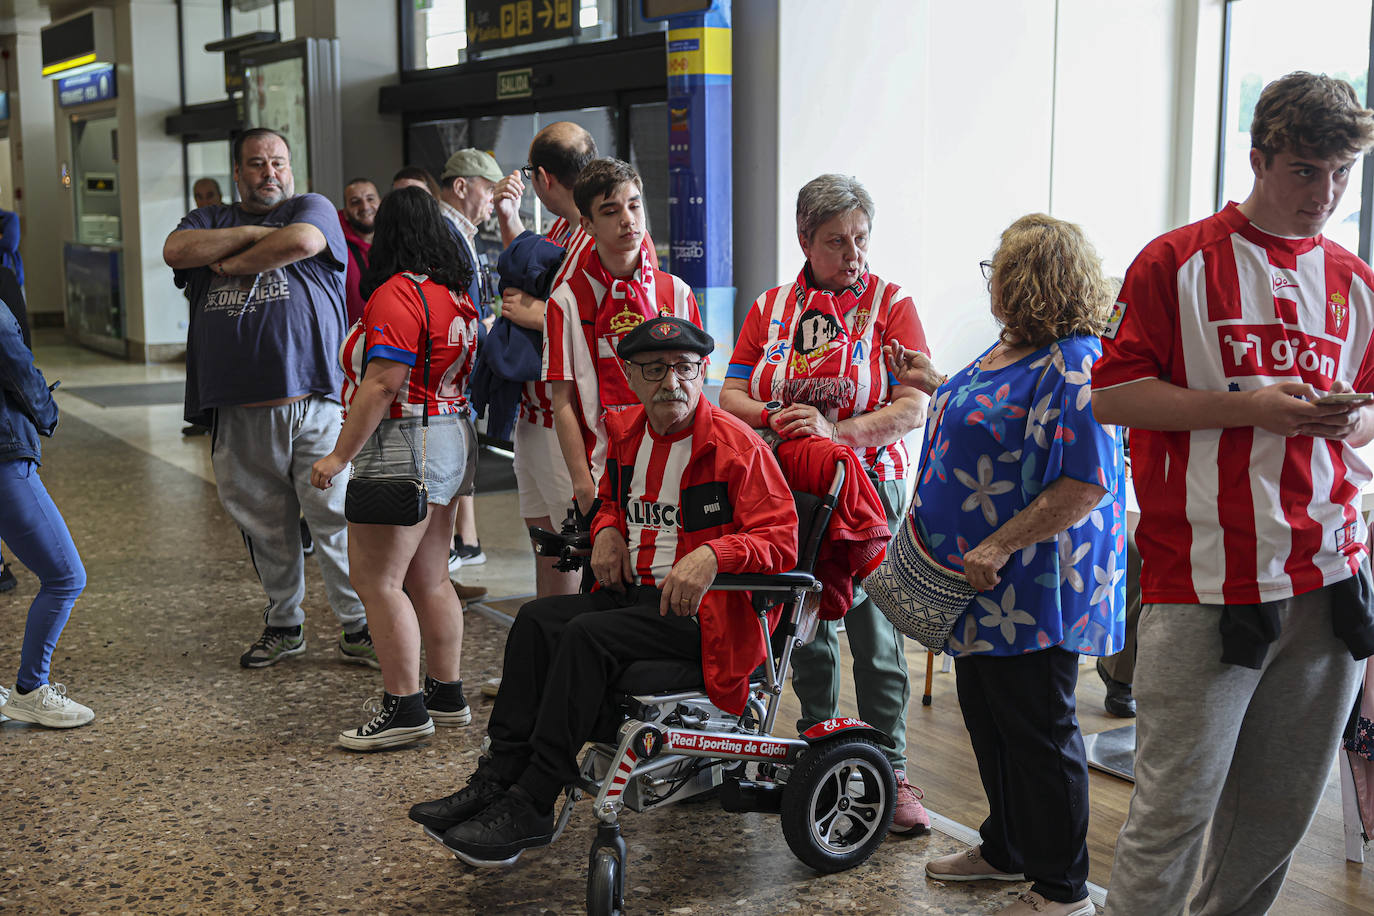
[791,476,911,769]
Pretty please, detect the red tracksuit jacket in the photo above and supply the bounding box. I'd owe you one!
[591,398,798,714]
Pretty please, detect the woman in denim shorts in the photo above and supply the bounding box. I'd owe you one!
[311,187,480,751]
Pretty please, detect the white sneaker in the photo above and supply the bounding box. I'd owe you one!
[3,683,95,728]
[0,684,9,722]
[448,547,463,573]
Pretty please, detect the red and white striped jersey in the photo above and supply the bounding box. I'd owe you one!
[1095,203,1374,604]
[340,272,479,420]
[590,399,799,715]
[518,217,596,429]
[620,422,695,585]
[544,245,700,484]
[726,270,928,481]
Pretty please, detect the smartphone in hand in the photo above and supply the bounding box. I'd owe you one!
[1313,391,1374,405]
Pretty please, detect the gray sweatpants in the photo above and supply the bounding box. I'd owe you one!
[1104,590,1361,916]
[211,396,365,631]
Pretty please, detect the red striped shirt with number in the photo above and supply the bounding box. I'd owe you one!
[1095,203,1374,604]
[339,272,479,420]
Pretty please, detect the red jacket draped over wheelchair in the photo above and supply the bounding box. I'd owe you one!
[591,400,799,715]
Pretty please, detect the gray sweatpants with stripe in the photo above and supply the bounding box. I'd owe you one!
[211,395,365,632]
[1104,589,1361,916]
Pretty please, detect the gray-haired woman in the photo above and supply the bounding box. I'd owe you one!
[719,173,933,834]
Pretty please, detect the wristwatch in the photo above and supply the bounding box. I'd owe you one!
[759,400,783,429]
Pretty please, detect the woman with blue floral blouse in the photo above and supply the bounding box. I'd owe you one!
[886,213,1125,916]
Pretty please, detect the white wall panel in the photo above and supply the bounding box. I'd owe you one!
[921,0,1056,370]
[1052,0,1179,279]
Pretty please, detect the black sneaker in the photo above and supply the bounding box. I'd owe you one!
[0,563,16,593]
[300,517,314,557]
[454,537,486,566]
[424,675,472,726]
[339,625,381,669]
[441,786,555,860]
[409,758,507,832]
[239,625,305,668]
[1096,659,1136,718]
[338,691,434,752]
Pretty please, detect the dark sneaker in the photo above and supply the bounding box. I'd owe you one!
[1096,659,1136,718]
[339,625,381,669]
[300,517,314,557]
[424,675,472,726]
[409,759,507,832]
[338,692,434,751]
[239,626,305,668]
[0,563,15,593]
[454,537,486,566]
[442,786,554,860]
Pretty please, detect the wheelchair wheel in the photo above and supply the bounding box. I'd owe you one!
[586,848,623,916]
[780,738,895,873]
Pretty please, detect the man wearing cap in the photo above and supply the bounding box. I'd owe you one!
[408,316,798,864]
[438,148,504,571]
[438,148,501,320]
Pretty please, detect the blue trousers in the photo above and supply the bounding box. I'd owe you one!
[0,459,85,692]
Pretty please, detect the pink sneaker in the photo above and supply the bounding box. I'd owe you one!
[891,771,932,834]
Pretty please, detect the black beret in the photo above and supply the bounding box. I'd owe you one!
[616,316,714,360]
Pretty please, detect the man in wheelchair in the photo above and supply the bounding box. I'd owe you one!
[408,316,799,864]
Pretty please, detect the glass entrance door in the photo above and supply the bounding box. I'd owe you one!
[407,102,672,269]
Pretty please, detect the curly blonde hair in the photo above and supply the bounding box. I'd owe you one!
[990,213,1113,347]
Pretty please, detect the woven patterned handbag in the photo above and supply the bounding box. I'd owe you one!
[865,513,976,652]
[345,276,433,527]
[864,398,976,652]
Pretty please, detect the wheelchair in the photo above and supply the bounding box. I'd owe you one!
[432,459,897,915]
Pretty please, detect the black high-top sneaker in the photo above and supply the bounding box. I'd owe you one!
[423,675,473,726]
[337,691,434,751]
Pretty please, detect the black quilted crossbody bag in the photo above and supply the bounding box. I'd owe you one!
[345,276,433,526]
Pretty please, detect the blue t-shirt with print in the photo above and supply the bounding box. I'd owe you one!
[173,193,347,424]
[912,334,1127,658]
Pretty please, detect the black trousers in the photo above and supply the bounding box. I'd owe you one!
[954,647,1090,903]
[486,585,702,812]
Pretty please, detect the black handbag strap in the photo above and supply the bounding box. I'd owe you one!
[405,275,433,478]
[403,274,433,427]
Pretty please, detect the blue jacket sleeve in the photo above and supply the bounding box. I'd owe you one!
[0,210,20,256]
[0,301,57,435]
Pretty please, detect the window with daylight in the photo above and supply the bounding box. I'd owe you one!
[1218,0,1373,257]
[403,0,663,71]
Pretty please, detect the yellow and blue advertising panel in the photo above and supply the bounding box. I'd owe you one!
[647,0,733,374]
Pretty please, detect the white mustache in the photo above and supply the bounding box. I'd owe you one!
[653,389,688,403]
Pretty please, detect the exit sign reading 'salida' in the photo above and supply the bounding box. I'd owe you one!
[467,0,578,55]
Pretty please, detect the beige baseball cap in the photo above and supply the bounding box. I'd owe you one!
[440,148,503,183]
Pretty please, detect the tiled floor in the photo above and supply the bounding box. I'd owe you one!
[0,333,1041,915]
[4,332,1370,914]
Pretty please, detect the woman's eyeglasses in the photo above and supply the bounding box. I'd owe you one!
[979,260,994,281]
